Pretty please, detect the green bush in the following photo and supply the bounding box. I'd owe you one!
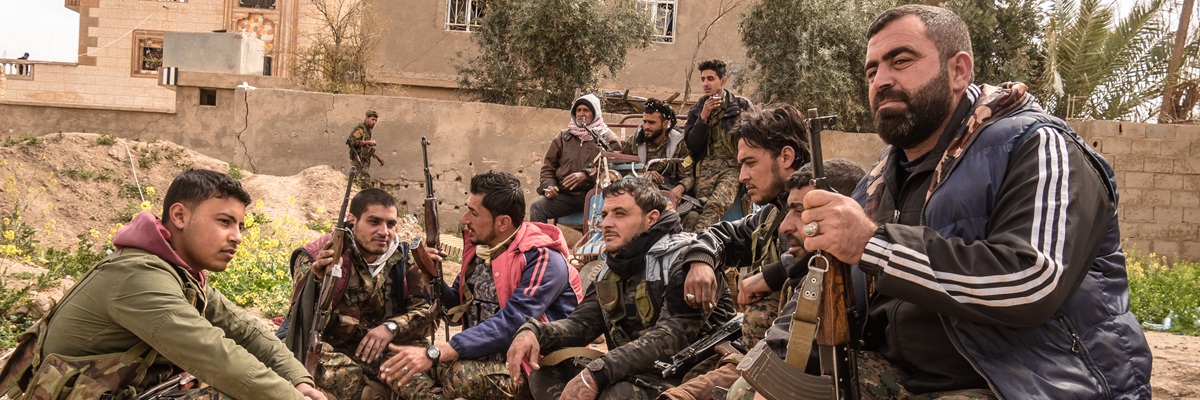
[96,134,117,146]
[1128,250,1200,335]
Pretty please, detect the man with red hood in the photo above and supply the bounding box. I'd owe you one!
[381,171,582,400]
[4,169,325,399]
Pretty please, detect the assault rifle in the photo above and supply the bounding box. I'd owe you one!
[305,166,357,374]
[654,313,744,377]
[737,109,860,399]
[411,137,449,350]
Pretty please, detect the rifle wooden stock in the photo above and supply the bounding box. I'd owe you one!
[816,260,850,346]
[372,153,385,166]
[419,136,449,358]
[305,165,357,375]
[714,341,742,357]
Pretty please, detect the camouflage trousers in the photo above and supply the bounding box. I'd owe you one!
[742,292,781,350]
[726,351,997,400]
[394,359,527,400]
[682,160,739,232]
[353,162,375,189]
[315,346,392,400]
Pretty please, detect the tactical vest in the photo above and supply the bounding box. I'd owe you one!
[595,266,665,348]
[0,249,203,400]
[592,233,690,347]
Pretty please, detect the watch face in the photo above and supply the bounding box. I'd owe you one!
[426,346,441,360]
[384,322,397,332]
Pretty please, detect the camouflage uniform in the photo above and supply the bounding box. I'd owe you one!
[725,351,997,400]
[521,213,737,400]
[346,122,376,188]
[288,235,432,400]
[395,255,524,400]
[681,90,753,232]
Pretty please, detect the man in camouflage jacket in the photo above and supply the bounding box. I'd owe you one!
[346,110,380,188]
[285,188,432,400]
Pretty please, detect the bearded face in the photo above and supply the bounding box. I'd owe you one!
[871,66,953,150]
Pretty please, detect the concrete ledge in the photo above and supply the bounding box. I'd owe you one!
[0,99,173,114]
[167,70,296,90]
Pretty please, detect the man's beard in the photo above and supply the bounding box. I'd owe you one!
[754,162,786,206]
[642,127,664,143]
[872,67,953,150]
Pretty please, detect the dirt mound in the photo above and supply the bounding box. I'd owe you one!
[0,132,373,248]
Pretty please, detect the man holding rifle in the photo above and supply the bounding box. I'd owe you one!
[723,159,865,400]
[346,110,384,188]
[382,171,582,400]
[507,178,736,400]
[747,5,1151,399]
[659,105,811,400]
[285,188,432,400]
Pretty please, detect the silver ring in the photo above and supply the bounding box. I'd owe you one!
[804,221,819,237]
[401,366,409,373]
[685,293,696,301]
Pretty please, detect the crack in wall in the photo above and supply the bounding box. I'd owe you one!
[234,89,259,173]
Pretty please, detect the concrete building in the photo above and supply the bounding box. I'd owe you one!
[0,0,320,112]
[374,0,750,102]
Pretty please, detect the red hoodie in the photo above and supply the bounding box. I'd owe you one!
[112,211,206,286]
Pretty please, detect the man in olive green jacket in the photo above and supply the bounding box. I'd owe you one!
[33,169,326,399]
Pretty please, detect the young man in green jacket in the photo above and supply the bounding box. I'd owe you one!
[16,169,325,400]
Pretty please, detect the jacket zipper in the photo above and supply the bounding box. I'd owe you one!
[1057,314,1113,398]
[939,316,1002,399]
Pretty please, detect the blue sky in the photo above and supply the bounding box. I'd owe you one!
[0,0,1168,63]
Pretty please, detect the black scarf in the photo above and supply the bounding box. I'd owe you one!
[605,211,682,278]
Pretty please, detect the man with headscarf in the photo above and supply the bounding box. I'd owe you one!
[531,94,623,223]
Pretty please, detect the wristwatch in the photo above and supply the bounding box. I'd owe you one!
[426,345,441,364]
[382,321,397,333]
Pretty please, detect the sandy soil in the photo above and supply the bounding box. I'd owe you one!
[1,133,1197,397]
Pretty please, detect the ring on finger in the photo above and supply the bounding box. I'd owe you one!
[685,293,696,301]
[804,221,819,237]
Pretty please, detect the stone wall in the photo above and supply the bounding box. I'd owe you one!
[1076,120,1200,259]
[3,89,1198,259]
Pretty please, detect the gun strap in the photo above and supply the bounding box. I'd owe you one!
[538,348,604,367]
[785,254,827,371]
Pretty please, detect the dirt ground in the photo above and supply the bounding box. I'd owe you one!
[1,133,1198,397]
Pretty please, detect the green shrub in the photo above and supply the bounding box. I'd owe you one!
[1128,250,1200,335]
[228,164,244,180]
[96,134,117,146]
